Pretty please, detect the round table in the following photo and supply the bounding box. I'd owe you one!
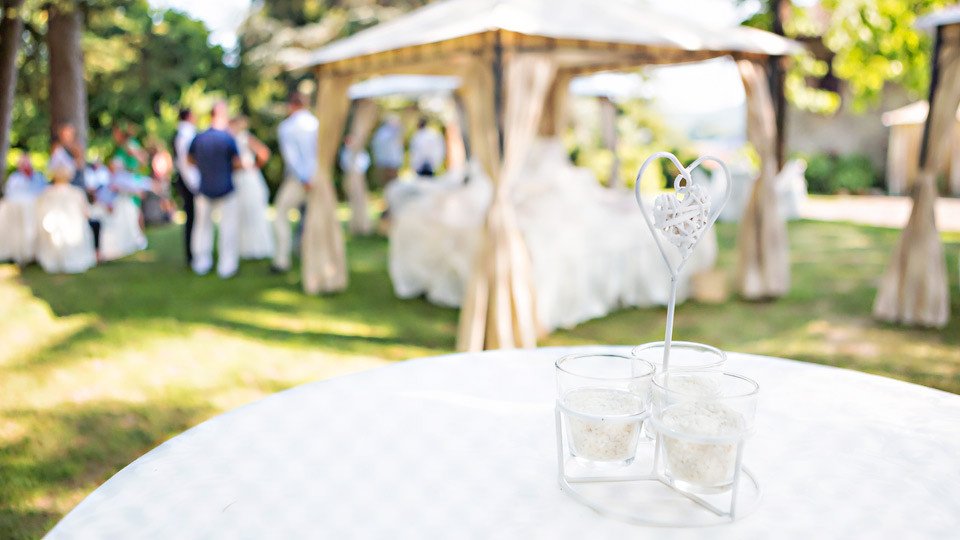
[46,347,960,539]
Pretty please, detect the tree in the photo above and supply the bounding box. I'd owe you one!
[47,0,87,148]
[745,0,954,114]
[0,0,24,181]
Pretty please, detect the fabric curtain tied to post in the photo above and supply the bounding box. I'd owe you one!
[456,54,558,351]
[344,97,378,236]
[303,75,352,295]
[873,25,960,328]
[736,59,789,300]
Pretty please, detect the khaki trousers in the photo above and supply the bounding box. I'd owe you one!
[272,176,306,270]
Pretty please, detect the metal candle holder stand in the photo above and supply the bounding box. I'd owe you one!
[555,152,760,527]
[555,405,761,526]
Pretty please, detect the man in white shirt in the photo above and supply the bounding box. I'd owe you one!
[272,91,319,273]
[173,108,200,266]
[371,116,403,184]
[409,117,446,177]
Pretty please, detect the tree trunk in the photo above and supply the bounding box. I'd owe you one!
[0,0,24,188]
[48,2,86,149]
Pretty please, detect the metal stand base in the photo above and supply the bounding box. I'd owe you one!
[556,405,761,527]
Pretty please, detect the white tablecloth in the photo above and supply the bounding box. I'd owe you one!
[46,347,960,539]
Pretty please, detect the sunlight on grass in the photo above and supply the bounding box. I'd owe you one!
[213,306,396,338]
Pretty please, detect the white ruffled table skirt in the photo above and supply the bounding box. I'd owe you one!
[47,347,960,539]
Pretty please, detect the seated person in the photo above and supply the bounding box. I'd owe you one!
[35,154,96,274]
[95,157,148,261]
[0,154,47,264]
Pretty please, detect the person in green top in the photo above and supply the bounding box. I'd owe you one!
[112,124,149,207]
[112,124,148,174]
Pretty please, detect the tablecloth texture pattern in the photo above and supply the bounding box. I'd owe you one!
[47,347,960,539]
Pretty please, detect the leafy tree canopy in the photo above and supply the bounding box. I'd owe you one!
[12,0,234,162]
[744,0,953,114]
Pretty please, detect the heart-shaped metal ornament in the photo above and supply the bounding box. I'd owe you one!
[654,180,711,258]
[633,151,731,371]
[634,152,732,276]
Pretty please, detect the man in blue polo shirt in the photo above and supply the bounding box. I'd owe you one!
[188,100,242,278]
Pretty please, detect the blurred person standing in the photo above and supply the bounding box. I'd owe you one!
[339,135,371,178]
[188,100,242,279]
[409,117,445,177]
[371,115,403,187]
[142,137,174,226]
[230,115,274,260]
[173,108,200,266]
[113,124,147,173]
[96,157,148,262]
[272,91,318,274]
[50,122,85,189]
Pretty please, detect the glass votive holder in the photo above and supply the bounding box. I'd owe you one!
[650,370,759,494]
[556,353,656,467]
[631,341,727,374]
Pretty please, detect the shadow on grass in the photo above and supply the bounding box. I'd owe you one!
[0,399,209,540]
[13,226,458,370]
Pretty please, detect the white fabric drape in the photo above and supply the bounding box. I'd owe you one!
[736,59,789,299]
[456,53,557,351]
[387,139,717,333]
[344,98,378,236]
[303,75,351,295]
[874,27,960,327]
[885,123,924,195]
[538,70,573,138]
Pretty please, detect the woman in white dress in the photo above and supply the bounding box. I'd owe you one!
[230,116,274,260]
[96,157,148,262]
[0,154,47,264]
[35,154,96,274]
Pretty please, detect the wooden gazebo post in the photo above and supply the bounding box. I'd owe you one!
[873,21,960,327]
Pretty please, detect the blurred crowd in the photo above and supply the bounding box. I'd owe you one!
[0,91,449,278]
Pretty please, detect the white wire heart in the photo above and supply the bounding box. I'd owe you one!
[654,181,711,258]
[634,152,732,277]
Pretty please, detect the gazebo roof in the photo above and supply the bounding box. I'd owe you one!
[295,0,801,72]
[347,75,461,99]
[915,5,960,29]
[882,100,960,127]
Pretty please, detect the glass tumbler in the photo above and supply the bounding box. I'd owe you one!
[631,341,727,374]
[650,370,759,494]
[556,353,656,467]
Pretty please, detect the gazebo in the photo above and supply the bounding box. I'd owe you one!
[881,100,960,196]
[293,0,800,351]
[874,6,960,328]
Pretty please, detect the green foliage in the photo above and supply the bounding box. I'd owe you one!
[743,0,952,113]
[801,152,879,194]
[567,97,695,192]
[803,153,836,193]
[12,0,235,170]
[817,0,952,111]
[785,50,842,114]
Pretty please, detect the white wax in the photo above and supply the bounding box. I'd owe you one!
[563,388,645,462]
[660,401,745,488]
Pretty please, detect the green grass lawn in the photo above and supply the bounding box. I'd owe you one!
[1,219,958,539]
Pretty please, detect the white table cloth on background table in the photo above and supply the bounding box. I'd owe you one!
[46,347,960,539]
